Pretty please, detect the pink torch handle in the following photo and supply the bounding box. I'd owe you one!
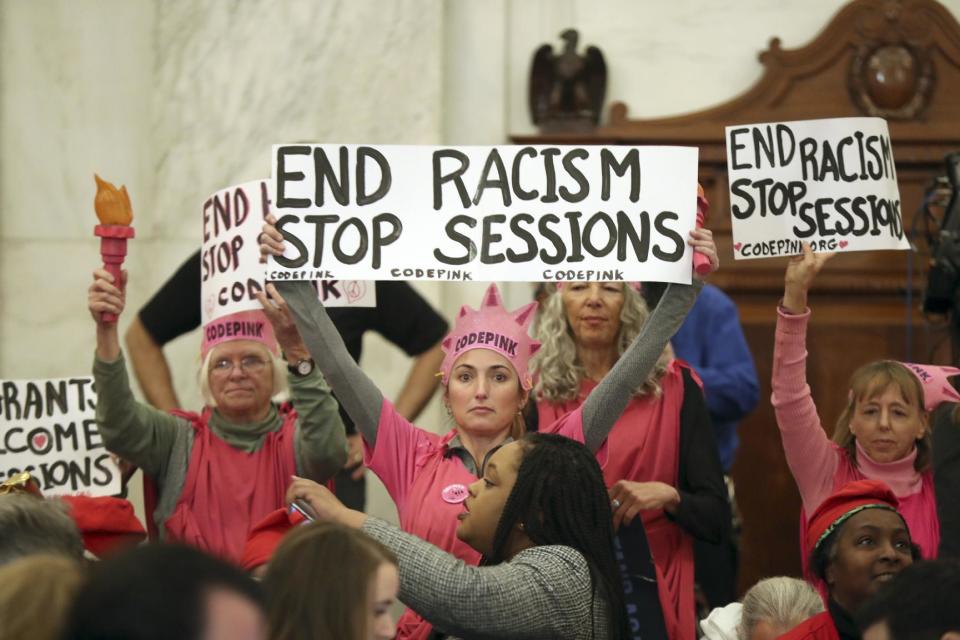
[96,228,133,323]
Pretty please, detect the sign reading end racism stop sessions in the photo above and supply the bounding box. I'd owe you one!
[727,117,909,260]
[0,377,120,497]
[267,144,699,283]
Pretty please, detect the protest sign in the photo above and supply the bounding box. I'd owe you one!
[0,377,120,496]
[201,179,374,327]
[726,117,908,259]
[267,144,699,283]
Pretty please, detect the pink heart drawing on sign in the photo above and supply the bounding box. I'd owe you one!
[734,243,743,252]
[204,294,216,317]
[345,281,365,304]
[32,434,47,450]
[839,240,849,249]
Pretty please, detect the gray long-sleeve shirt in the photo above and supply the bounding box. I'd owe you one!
[362,517,610,639]
[93,354,346,533]
[276,279,702,453]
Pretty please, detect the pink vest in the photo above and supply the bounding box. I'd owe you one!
[164,406,298,564]
[539,361,697,640]
[365,399,484,640]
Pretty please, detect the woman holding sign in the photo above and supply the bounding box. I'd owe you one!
[87,267,346,563]
[260,217,719,639]
[532,270,728,640]
[773,244,948,564]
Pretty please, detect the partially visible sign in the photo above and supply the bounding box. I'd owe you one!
[0,377,120,497]
[726,117,908,259]
[200,179,373,327]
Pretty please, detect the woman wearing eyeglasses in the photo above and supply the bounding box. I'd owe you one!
[88,267,346,562]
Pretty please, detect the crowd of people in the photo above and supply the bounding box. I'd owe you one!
[1,200,959,640]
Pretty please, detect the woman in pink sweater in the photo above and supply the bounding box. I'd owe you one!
[772,245,941,559]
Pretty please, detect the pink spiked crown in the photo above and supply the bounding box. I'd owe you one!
[440,284,541,390]
[898,362,960,411]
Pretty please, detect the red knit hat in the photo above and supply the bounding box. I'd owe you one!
[240,507,306,572]
[60,495,147,557]
[804,480,903,556]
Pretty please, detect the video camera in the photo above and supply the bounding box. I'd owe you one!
[923,153,960,315]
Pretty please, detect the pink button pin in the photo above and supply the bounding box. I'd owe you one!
[441,483,469,504]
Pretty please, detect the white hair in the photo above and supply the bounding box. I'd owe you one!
[739,577,824,640]
[197,343,288,408]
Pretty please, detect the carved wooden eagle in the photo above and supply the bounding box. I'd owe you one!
[529,29,607,129]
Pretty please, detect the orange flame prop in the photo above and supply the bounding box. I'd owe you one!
[94,174,134,226]
[93,175,136,323]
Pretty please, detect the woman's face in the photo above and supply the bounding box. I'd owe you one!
[446,349,527,437]
[456,441,524,556]
[849,383,927,463]
[367,562,399,640]
[825,508,913,612]
[561,282,625,349]
[208,341,275,420]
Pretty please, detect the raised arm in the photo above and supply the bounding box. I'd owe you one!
[578,228,718,452]
[89,269,182,477]
[772,244,838,512]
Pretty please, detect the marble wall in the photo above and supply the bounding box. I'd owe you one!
[3,0,959,525]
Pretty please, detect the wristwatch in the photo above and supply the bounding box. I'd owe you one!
[288,358,315,377]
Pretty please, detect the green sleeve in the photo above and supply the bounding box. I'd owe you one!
[93,354,183,478]
[289,368,348,483]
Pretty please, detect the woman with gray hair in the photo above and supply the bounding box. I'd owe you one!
[700,577,824,640]
[532,231,729,640]
[88,266,345,562]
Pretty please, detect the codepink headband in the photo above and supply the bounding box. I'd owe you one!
[899,362,960,412]
[440,284,541,390]
[201,310,279,359]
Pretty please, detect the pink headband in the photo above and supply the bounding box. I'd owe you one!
[555,282,641,291]
[201,310,279,359]
[440,284,541,390]
[899,362,960,412]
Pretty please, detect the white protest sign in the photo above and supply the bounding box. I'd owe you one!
[0,377,120,497]
[267,144,698,283]
[201,179,374,327]
[726,117,908,259]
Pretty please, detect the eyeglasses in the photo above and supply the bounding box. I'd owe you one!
[211,355,268,375]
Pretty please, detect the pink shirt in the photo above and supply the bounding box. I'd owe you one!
[539,362,697,640]
[772,307,940,558]
[364,398,483,640]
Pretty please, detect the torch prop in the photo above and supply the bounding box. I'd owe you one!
[93,175,135,323]
[693,185,712,276]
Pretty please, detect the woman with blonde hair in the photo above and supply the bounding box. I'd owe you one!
[773,244,951,561]
[264,522,399,640]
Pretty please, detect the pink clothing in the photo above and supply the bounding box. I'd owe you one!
[539,361,696,640]
[164,407,298,563]
[364,398,483,640]
[772,308,940,559]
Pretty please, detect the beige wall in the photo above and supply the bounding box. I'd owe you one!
[3,0,959,525]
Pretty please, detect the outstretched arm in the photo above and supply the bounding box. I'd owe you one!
[579,228,717,452]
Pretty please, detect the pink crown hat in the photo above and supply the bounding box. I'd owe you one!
[201,309,280,359]
[898,362,960,411]
[440,284,541,390]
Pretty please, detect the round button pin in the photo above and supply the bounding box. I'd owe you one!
[441,483,469,504]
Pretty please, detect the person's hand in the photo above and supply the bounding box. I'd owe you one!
[608,480,681,530]
[344,434,367,481]
[255,283,309,362]
[688,228,719,280]
[286,476,367,529]
[259,214,285,264]
[783,242,834,314]
[88,269,127,326]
